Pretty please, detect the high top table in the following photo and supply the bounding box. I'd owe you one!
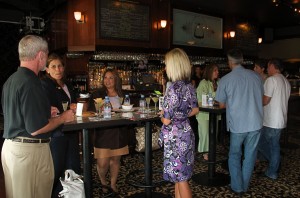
[63,110,163,198]
[192,105,229,186]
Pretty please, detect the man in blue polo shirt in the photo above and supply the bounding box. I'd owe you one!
[215,49,263,196]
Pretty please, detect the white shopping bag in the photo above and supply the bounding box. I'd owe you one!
[58,169,85,198]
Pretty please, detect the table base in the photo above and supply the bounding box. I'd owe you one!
[192,172,229,187]
[128,192,172,198]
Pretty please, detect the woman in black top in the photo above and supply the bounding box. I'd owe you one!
[41,53,81,198]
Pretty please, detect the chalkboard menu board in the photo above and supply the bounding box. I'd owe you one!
[235,24,258,56]
[98,0,150,41]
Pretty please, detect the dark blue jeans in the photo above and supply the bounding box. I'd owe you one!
[258,126,282,179]
[50,132,81,198]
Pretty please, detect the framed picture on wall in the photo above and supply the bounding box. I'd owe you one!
[173,9,223,49]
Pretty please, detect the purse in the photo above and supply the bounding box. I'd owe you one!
[135,124,161,152]
[58,169,85,198]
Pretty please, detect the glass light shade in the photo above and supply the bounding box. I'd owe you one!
[229,31,235,38]
[160,20,167,28]
[74,12,82,21]
[258,37,263,43]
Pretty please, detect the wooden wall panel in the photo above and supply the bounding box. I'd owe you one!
[152,0,170,49]
[48,2,68,51]
[68,0,96,51]
[65,54,91,75]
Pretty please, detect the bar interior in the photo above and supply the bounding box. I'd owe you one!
[1,0,300,197]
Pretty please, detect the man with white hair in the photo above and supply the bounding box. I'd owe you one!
[215,49,264,196]
[1,35,74,198]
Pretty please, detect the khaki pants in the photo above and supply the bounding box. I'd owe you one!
[1,139,54,198]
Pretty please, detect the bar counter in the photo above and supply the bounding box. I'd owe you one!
[62,110,160,198]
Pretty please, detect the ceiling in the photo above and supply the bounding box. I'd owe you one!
[1,0,300,28]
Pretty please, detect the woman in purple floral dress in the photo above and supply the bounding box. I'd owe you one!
[160,48,199,198]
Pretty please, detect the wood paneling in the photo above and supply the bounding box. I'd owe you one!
[48,2,68,51]
[67,0,170,51]
[68,0,96,51]
[65,54,91,75]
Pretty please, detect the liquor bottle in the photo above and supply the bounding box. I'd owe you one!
[103,96,112,119]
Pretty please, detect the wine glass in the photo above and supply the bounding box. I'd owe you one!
[118,97,124,108]
[145,97,151,111]
[152,97,159,112]
[94,102,102,117]
[62,101,68,111]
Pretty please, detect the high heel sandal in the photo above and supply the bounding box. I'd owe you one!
[100,184,114,198]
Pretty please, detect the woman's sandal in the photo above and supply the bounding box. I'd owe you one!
[100,184,114,198]
[203,154,209,161]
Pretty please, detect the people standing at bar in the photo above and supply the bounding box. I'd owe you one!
[88,68,128,194]
[196,63,219,160]
[215,49,263,195]
[254,59,268,82]
[41,53,81,197]
[1,35,74,198]
[257,58,291,180]
[160,48,199,198]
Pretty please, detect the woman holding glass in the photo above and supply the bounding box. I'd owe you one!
[160,48,199,198]
[196,64,219,160]
[88,68,129,194]
[41,53,81,197]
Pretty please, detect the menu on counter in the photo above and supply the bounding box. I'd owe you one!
[98,0,150,41]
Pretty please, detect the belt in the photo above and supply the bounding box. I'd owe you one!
[10,137,51,143]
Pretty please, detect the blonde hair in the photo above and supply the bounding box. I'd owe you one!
[18,35,48,61]
[165,48,192,82]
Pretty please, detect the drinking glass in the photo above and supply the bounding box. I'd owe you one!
[118,97,124,108]
[152,97,159,112]
[145,97,151,111]
[94,103,102,117]
[62,101,68,111]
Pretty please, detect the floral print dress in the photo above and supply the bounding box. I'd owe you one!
[160,80,198,182]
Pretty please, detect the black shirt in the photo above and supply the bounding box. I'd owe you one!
[41,77,77,137]
[1,67,50,139]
